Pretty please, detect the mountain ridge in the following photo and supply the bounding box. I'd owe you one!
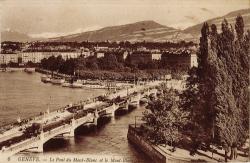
[183,8,250,37]
[48,20,182,42]
[1,8,249,42]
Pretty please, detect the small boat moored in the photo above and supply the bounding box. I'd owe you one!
[51,77,65,85]
[41,75,51,83]
[24,68,35,74]
[82,84,105,89]
[62,82,72,87]
[71,80,83,88]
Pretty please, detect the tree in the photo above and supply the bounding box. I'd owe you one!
[142,88,189,150]
[26,61,36,67]
[182,16,249,161]
[99,53,120,70]
[235,15,244,41]
[214,17,248,151]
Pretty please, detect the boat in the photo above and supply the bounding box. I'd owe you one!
[70,69,83,88]
[41,75,51,83]
[62,82,72,87]
[82,84,105,89]
[71,80,83,88]
[51,77,65,85]
[24,68,35,74]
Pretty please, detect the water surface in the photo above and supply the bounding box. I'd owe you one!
[0,71,151,162]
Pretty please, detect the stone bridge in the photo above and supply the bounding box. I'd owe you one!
[0,83,159,158]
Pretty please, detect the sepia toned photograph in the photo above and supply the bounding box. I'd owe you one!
[0,0,249,162]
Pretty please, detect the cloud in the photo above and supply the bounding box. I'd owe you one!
[29,32,66,38]
[184,16,200,23]
[29,25,102,38]
[200,8,214,15]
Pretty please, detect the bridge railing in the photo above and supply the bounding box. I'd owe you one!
[4,136,39,153]
[44,124,71,137]
[44,114,94,137]
[0,81,162,155]
[76,115,93,124]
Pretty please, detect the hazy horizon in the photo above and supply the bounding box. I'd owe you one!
[1,0,249,38]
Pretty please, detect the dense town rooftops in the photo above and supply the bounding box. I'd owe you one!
[1,41,197,54]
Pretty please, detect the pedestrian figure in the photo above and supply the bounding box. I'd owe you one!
[224,143,230,162]
[232,142,238,159]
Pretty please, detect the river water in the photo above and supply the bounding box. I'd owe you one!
[0,71,151,163]
[0,71,107,125]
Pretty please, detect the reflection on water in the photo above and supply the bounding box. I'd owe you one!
[1,72,152,162]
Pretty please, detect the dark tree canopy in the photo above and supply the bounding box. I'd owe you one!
[181,15,249,153]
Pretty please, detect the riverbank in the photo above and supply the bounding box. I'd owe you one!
[0,67,35,72]
[36,68,148,90]
[35,68,71,78]
[127,124,249,162]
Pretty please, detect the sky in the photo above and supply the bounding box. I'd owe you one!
[1,0,249,38]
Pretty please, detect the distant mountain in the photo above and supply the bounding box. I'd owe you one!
[1,30,33,42]
[2,9,249,43]
[183,8,250,38]
[50,8,250,43]
[48,20,195,42]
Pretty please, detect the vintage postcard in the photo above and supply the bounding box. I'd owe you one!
[0,0,249,163]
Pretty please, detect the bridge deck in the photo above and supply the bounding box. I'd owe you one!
[0,81,161,157]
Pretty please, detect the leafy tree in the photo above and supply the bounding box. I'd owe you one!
[235,15,244,41]
[26,61,37,67]
[59,58,77,75]
[99,53,122,70]
[142,88,189,150]
[182,16,249,161]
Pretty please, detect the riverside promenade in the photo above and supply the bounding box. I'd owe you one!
[128,123,249,162]
[0,80,161,159]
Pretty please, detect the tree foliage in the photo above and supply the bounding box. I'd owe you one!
[142,88,189,147]
[181,15,249,152]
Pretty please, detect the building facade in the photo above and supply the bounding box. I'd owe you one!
[0,54,18,64]
[190,53,198,67]
[1,52,81,64]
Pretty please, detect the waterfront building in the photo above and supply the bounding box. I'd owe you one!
[59,52,81,60]
[18,52,81,64]
[42,52,81,60]
[0,52,81,64]
[18,52,44,63]
[0,53,18,64]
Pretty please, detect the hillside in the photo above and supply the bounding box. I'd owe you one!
[48,20,195,42]
[183,8,250,37]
